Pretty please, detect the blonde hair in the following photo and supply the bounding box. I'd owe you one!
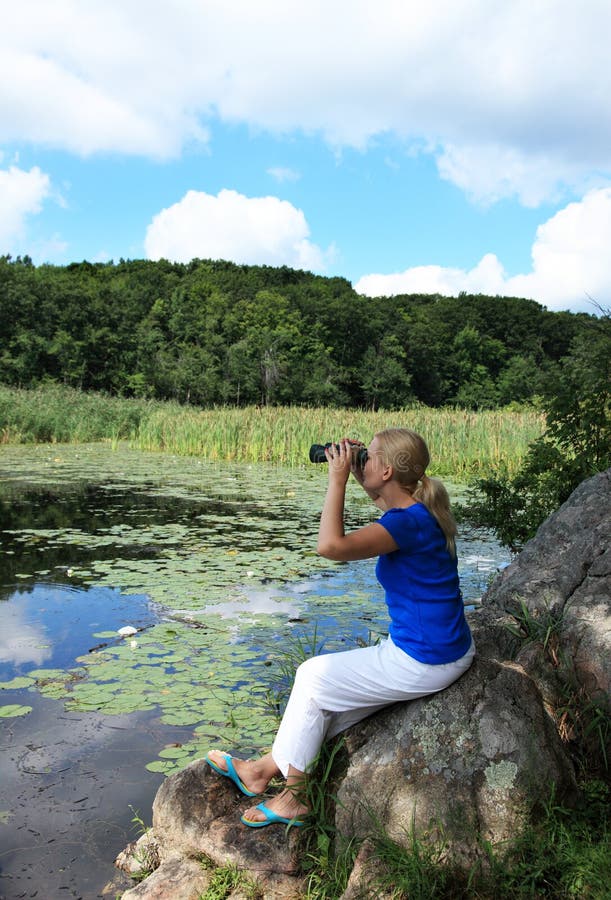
[375,428,457,557]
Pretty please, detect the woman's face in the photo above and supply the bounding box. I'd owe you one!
[363,435,387,487]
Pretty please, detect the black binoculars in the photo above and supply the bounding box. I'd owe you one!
[309,442,368,467]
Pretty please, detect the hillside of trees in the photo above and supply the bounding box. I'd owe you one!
[0,255,596,410]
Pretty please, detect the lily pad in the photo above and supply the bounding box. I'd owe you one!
[0,677,35,690]
[0,704,33,718]
[145,759,180,774]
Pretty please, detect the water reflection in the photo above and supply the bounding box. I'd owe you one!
[0,599,52,667]
[0,584,158,678]
[0,692,173,899]
[201,587,303,621]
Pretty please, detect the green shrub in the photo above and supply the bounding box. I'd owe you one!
[469,313,610,550]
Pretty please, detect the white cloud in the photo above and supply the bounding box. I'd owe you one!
[435,144,606,209]
[144,188,327,270]
[355,188,611,313]
[356,254,506,300]
[0,164,51,249]
[1,1,610,202]
[267,167,301,183]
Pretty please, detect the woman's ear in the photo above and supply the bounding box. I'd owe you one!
[381,464,393,483]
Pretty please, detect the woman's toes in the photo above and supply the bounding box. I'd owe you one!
[243,803,264,822]
[206,750,228,771]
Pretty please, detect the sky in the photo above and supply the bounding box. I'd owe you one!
[1,0,611,314]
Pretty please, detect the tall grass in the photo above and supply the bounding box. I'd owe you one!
[0,383,153,444]
[0,384,544,477]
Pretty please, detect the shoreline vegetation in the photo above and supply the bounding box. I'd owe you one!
[0,383,544,477]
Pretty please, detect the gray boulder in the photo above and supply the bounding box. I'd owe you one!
[336,657,577,860]
[483,468,610,710]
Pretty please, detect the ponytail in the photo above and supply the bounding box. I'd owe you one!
[412,475,457,557]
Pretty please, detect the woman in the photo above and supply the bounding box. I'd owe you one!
[206,428,474,828]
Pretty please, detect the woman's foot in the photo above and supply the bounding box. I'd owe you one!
[205,749,276,796]
[241,788,309,825]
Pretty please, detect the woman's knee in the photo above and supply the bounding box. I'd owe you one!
[292,655,330,700]
[294,655,322,683]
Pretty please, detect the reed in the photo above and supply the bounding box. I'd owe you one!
[0,384,543,476]
[0,383,153,444]
[134,403,543,476]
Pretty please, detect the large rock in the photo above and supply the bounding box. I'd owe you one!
[483,468,610,709]
[152,759,305,883]
[116,759,307,899]
[336,657,577,860]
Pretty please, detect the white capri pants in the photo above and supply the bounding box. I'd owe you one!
[272,636,475,776]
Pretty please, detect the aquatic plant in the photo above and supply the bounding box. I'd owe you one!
[0,383,543,476]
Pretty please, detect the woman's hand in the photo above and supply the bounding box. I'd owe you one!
[324,438,354,486]
[349,439,367,485]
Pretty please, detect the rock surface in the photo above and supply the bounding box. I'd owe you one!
[152,759,305,881]
[483,468,610,709]
[116,469,610,898]
[119,854,210,900]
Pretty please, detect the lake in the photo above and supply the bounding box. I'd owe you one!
[0,443,510,899]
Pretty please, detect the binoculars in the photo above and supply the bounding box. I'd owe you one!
[309,442,368,467]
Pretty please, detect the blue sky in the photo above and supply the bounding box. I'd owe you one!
[2,0,610,313]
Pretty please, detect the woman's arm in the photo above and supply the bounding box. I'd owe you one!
[318,520,398,561]
[317,439,398,561]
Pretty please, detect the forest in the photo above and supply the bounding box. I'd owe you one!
[0,255,597,410]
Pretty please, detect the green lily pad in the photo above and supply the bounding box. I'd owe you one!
[145,760,179,774]
[0,704,33,718]
[28,669,73,682]
[0,677,35,690]
[157,746,189,759]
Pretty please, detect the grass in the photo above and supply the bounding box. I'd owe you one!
[0,383,544,477]
[476,781,611,899]
[294,763,610,899]
[0,382,151,444]
[351,779,610,900]
[198,857,262,899]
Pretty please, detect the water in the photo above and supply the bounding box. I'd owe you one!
[0,444,510,898]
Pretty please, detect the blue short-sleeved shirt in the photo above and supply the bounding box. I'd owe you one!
[376,503,472,664]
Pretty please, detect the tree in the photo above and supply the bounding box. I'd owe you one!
[450,325,505,408]
[469,313,610,549]
[360,335,413,410]
[496,355,542,406]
